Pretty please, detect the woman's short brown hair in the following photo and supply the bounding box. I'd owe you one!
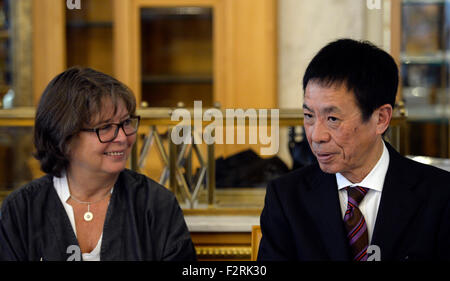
[34,66,136,177]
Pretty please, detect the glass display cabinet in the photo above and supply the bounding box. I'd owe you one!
[0,0,10,105]
[140,7,213,108]
[0,0,35,194]
[401,0,450,158]
[65,0,113,75]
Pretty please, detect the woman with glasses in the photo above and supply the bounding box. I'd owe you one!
[0,67,196,261]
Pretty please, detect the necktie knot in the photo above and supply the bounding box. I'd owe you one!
[345,186,369,207]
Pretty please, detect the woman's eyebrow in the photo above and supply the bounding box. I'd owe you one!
[119,113,131,121]
[96,113,130,126]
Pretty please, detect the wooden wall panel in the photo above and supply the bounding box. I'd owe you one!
[390,0,402,102]
[220,0,277,109]
[32,0,66,105]
[113,0,135,94]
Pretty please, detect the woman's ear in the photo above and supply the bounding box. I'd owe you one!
[63,135,77,160]
[376,104,393,135]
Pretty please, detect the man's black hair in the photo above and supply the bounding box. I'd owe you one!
[303,38,399,121]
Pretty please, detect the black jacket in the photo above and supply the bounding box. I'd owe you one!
[258,142,450,261]
[0,169,196,261]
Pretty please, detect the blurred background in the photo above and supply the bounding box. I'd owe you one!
[0,0,448,260]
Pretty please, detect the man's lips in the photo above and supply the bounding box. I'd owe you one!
[315,152,336,162]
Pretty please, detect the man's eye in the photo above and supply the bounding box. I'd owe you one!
[123,119,132,125]
[328,116,338,122]
[304,113,313,119]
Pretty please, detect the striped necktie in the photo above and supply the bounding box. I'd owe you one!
[344,186,369,261]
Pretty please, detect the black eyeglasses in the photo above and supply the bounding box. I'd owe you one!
[81,115,140,143]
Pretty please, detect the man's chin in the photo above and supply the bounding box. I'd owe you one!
[317,162,340,174]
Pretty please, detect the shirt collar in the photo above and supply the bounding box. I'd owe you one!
[53,171,115,203]
[336,141,390,192]
[53,171,71,203]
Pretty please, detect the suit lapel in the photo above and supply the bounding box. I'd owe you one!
[371,143,424,260]
[305,167,351,260]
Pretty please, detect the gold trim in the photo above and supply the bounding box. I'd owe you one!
[183,208,262,216]
[195,246,251,259]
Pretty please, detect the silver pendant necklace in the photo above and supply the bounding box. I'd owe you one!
[70,192,111,222]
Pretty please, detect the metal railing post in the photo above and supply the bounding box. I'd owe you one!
[207,143,215,206]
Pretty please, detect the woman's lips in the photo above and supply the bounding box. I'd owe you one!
[103,150,126,159]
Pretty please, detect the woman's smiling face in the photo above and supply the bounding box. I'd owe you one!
[67,99,136,177]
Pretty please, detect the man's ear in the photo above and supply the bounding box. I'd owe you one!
[375,104,393,135]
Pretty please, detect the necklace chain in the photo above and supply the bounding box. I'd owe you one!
[70,191,111,222]
[70,191,111,205]
[66,175,113,222]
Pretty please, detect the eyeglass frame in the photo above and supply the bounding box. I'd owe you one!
[80,115,141,143]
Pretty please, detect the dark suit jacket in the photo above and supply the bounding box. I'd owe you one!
[0,169,196,261]
[258,142,450,261]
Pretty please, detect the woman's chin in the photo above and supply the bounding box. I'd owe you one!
[102,162,128,174]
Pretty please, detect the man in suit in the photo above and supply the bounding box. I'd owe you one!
[258,39,450,261]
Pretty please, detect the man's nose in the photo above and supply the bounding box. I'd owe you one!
[309,120,330,144]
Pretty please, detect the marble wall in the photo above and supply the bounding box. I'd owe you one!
[277,0,388,167]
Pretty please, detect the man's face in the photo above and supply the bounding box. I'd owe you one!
[303,81,381,181]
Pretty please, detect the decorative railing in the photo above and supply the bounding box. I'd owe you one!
[0,105,407,209]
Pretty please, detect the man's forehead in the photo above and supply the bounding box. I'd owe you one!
[305,81,350,96]
[303,103,342,114]
[304,82,357,111]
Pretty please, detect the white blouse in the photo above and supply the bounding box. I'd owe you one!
[53,173,112,261]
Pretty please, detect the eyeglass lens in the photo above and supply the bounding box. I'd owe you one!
[98,118,139,142]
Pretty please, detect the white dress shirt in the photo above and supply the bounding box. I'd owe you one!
[53,173,111,261]
[336,141,390,244]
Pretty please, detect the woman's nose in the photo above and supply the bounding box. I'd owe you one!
[113,126,128,142]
